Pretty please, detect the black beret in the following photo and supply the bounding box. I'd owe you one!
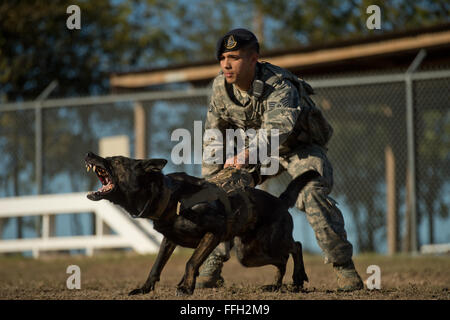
[216,28,259,60]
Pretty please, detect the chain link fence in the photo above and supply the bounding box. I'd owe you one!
[0,69,449,255]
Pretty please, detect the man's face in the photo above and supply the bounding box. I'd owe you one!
[219,49,258,88]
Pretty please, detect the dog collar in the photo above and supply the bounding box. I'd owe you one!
[135,176,172,219]
[135,198,152,218]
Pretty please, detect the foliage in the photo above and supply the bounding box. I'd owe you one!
[0,0,172,100]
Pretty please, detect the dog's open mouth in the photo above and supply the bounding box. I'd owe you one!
[85,162,115,198]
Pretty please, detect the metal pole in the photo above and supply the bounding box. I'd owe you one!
[405,49,426,254]
[35,105,42,195]
[35,80,58,195]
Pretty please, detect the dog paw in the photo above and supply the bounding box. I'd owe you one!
[260,284,281,292]
[287,281,309,293]
[176,286,193,296]
[128,286,152,296]
[128,288,144,296]
[288,284,307,293]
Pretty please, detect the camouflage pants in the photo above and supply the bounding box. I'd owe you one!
[203,144,354,268]
[279,144,354,265]
[293,176,353,265]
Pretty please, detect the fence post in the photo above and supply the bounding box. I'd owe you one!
[95,214,103,238]
[35,81,59,243]
[42,214,50,239]
[35,104,42,195]
[134,101,147,158]
[405,49,426,254]
[34,80,58,195]
[385,145,396,255]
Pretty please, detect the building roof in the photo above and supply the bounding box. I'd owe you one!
[110,23,450,89]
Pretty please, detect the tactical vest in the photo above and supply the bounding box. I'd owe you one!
[212,62,333,147]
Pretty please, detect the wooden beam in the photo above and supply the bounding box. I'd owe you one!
[134,101,147,159]
[111,65,220,88]
[403,167,411,253]
[268,30,450,69]
[385,145,397,255]
[110,30,450,88]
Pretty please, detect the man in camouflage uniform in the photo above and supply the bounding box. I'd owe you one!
[197,28,363,291]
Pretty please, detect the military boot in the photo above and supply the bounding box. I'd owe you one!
[333,260,364,291]
[196,254,225,289]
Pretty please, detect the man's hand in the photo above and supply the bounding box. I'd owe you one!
[224,149,250,169]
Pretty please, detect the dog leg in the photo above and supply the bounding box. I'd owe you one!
[291,241,309,292]
[129,237,177,295]
[176,232,221,296]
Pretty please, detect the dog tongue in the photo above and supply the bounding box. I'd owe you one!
[98,184,114,192]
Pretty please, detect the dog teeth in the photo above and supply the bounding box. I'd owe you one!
[85,163,109,179]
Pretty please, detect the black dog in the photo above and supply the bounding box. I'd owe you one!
[84,151,313,296]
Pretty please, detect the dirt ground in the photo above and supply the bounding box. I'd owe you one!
[0,250,449,300]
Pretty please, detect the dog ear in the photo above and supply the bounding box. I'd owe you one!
[140,159,167,172]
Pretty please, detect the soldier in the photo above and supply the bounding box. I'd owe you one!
[197,28,364,291]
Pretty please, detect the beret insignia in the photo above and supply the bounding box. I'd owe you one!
[225,35,237,50]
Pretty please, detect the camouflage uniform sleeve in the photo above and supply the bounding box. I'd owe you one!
[260,79,301,148]
[202,99,228,178]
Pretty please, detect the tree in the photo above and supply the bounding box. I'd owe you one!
[251,0,450,49]
[0,0,175,101]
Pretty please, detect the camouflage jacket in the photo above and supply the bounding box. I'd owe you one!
[202,61,326,178]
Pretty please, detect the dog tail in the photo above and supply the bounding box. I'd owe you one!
[279,170,320,208]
